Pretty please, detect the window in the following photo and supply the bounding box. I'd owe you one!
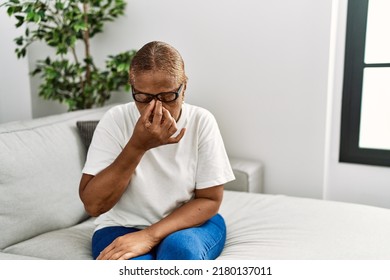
[340,0,390,167]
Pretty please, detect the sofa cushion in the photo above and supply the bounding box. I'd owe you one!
[76,120,99,150]
[0,106,111,249]
[3,218,95,260]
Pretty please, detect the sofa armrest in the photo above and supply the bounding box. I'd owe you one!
[224,157,263,193]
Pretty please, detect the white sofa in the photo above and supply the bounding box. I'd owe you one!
[1,104,390,260]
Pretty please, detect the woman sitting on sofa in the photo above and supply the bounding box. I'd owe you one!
[79,41,235,260]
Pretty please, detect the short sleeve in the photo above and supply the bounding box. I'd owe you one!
[195,111,235,189]
[81,109,125,176]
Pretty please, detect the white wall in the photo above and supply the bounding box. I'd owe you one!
[0,10,32,123]
[324,0,390,209]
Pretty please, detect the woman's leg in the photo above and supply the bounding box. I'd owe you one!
[91,226,155,260]
[156,213,226,260]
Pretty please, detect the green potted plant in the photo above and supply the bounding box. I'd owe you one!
[2,0,136,111]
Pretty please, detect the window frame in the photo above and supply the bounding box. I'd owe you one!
[339,0,390,167]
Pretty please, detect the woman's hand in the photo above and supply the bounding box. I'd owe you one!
[130,100,186,152]
[97,229,159,260]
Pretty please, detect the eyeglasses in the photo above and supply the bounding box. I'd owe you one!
[131,84,183,103]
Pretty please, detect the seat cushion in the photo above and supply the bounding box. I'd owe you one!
[218,191,390,259]
[3,218,95,260]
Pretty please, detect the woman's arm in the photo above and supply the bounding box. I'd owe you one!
[97,185,224,260]
[78,141,145,217]
[148,185,224,238]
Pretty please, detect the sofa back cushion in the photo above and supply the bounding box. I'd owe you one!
[0,106,110,249]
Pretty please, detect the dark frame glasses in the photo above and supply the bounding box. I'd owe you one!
[131,84,183,103]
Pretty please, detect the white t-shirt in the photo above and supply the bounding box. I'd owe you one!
[82,102,235,230]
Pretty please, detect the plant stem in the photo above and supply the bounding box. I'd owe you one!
[83,2,91,85]
[71,47,79,64]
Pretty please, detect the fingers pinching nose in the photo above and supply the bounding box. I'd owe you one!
[155,101,163,114]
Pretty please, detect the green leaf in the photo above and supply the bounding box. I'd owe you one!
[55,1,64,10]
[7,6,15,16]
[15,15,24,22]
[14,36,24,46]
[15,18,24,28]
[33,13,41,23]
[26,11,35,21]
[74,22,87,32]
[31,67,42,76]
[16,48,25,57]
[117,63,128,72]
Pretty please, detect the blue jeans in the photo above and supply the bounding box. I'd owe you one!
[92,214,226,260]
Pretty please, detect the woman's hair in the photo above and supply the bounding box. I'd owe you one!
[129,41,188,85]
